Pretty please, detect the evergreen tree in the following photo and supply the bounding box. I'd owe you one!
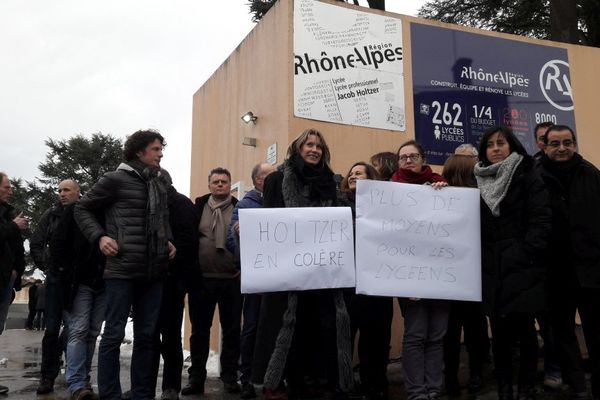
[38,132,123,193]
[418,0,600,47]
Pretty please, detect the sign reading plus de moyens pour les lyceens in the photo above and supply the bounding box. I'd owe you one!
[411,24,576,164]
[293,0,405,131]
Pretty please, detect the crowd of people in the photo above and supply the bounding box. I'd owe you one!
[0,123,598,400]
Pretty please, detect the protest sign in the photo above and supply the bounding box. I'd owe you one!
[355,180,481,301]
[239,207,355,293]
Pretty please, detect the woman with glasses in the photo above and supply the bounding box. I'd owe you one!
[391,140,449,400]
[473,126,551,400]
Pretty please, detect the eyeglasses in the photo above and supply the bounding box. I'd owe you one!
[398,153,422,163]
[546,140,575,148]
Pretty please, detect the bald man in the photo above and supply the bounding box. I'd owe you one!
[31,179,81,395]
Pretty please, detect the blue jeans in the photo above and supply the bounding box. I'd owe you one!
[0,274,15,335]
[97,279,162,400]
[63,284,107,394]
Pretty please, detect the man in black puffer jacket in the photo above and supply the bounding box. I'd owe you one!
[75,130,176,400]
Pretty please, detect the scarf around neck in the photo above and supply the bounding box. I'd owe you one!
[281,155,337,207]
[474,152,523,217]
[390,164,446,184]
[207,195,232,250]
[118,160,172,262]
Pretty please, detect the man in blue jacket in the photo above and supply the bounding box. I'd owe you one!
[227,163,275,399]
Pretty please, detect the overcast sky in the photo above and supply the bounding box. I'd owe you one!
[0,0,424,196]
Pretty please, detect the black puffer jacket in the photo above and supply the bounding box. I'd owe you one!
[74,164,171,280]
[480,156,551,316]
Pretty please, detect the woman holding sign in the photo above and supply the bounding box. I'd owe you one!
[342,162,394,400]
[390,140,450,400]
[253,129,352,400]
[474,126,551,400]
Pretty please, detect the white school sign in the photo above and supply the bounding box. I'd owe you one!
[238,207,355,293]
[355,180,482,301]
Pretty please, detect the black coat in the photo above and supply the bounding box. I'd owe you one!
[169,190,200,275]
[0,202,25,290]
[480,156,551,316]
[30,202,64,272]
[538,153,600,289]
[50,203,105,310]
[74,166,171,280]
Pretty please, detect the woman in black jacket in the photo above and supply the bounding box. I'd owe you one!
[341,162,393,400]
[473,126,551,400]
[254,128,352,400]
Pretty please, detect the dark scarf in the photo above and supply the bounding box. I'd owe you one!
[121,160,171,263]
[390,165,446,184]
[540,152,582,191]
[281,154,337,207]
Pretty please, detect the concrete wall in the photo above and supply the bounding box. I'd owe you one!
[188,0,600,356]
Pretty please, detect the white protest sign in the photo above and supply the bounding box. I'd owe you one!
[239,207,355,293]
[355,180,481,301]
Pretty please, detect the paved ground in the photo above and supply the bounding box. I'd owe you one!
[0,313,588,399]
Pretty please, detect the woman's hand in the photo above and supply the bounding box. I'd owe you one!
[431,181,448,189]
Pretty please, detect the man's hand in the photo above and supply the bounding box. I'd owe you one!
[13,213,28,231]
[168,241,176,260]
[233,221,240,235]
[99,236,119,257]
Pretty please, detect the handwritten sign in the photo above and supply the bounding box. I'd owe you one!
[355,180,481,301]
[238,207,355,293]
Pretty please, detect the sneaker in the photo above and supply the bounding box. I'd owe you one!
[121,390,131,400]
[241,383,257,399]
[160,388,180,400]
[71,388,95,400]
[181,382,204,396]
[37,378,55,394]
[224,381,241,393]
[0,385,8,394]
[543,375,562,390]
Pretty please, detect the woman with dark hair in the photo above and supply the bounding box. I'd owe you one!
[341,162,393,400]
[253,129,352,400]
[391,140,449,400]
[369,152,398,181]
[474,126,551,400]
[441,152,490,396]
[340,162,379,198]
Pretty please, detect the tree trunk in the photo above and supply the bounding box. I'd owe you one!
[550,0,578,44]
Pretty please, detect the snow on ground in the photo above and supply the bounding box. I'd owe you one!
[116,318,220,377]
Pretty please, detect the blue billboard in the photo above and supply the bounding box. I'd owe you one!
[411,24,576,164]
